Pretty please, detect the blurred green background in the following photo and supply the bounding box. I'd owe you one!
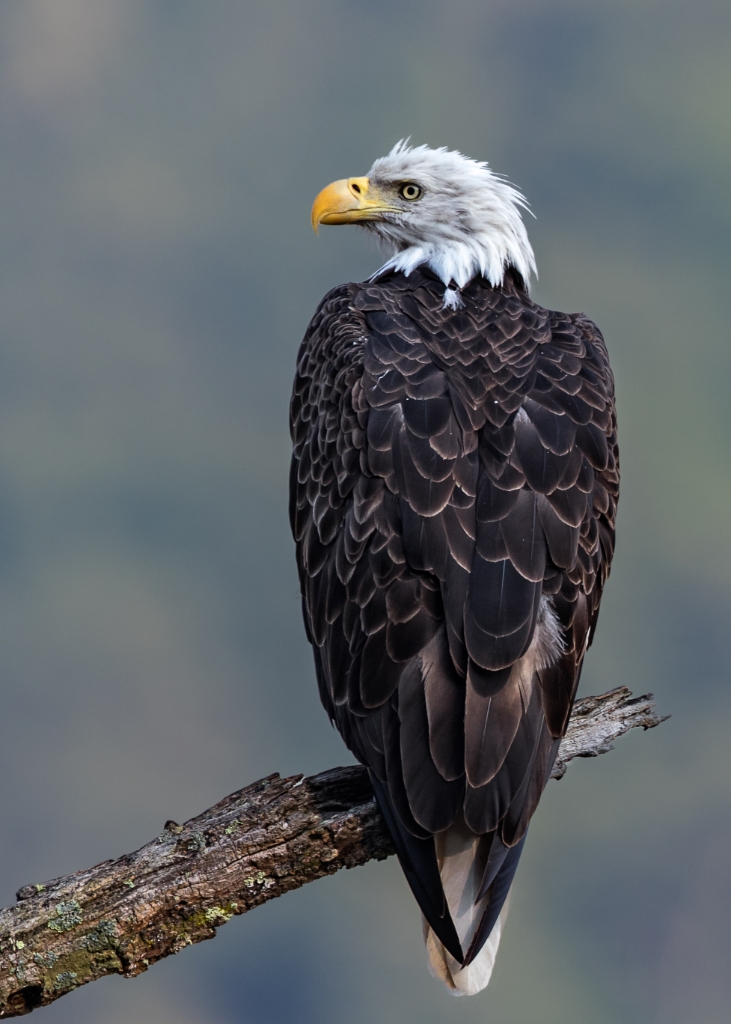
[0,1,729,1021]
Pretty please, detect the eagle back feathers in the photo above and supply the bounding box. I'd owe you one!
[290,265,618,969]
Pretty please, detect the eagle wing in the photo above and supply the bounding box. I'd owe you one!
[290,269,618,962]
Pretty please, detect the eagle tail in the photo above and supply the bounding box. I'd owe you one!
[370,768,526,995]
[424,823,526,996]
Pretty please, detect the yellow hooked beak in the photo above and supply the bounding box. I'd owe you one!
[311,177,399,233]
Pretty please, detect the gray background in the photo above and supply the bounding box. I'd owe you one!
[0,1,729,1021]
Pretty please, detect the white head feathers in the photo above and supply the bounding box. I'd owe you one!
[365,142,536,302]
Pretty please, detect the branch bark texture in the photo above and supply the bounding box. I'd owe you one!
[0,687,666,1017]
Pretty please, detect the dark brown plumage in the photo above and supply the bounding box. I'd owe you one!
[290,264,618,973]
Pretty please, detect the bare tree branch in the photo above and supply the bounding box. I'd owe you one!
[552,686,668,778]
[0,687,666,1017]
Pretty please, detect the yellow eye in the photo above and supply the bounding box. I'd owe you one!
[399,182,423,201]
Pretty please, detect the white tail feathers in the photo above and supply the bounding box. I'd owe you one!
[422,819,510,996]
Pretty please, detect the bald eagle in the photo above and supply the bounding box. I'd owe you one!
[290,143,618,995]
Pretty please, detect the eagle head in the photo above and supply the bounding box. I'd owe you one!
[311,141,536,305]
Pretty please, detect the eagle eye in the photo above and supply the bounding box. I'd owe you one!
[399,182,423,201]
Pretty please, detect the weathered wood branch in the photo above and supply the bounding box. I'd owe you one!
[0,686,666,1017]
[552,686,668,778]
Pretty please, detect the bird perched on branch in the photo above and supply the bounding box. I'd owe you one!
[290,142,618,994]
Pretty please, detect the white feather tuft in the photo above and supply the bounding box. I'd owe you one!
[442,286,464,310]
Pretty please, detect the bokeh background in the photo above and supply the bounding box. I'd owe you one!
[0,1,729,1021]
